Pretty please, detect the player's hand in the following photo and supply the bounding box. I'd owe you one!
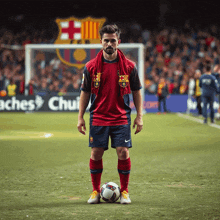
[77,118,86,135]
[133,116,143,134]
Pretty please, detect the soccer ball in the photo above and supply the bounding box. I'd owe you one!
[100,182,120,203]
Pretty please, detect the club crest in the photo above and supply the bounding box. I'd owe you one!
[90,136,93,143]
[119,75,129,88]
[93,73,102,88]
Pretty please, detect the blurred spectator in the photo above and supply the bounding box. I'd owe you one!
[72,74,81,93]
[179,80,188,94]
[213,51,219,65]
[26,79,37,95]
[50,57,61,71]
[58,87,67,96]
[155,77,169,114]
[52,80,62,93]
[144,76,154,94]
[17,74,25,95]
[188,75,195,96]
[156,53,164,70]
[7,78,17,96]
[166,79,174,94]
[164,52,171,67]
[172,82,180,94]
[37,81,50,96]
[66,79,74,92]
[156,40,164,54]
[193,69,202,116]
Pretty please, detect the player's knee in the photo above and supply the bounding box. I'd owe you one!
[116,147,129,160]
[91,147,104,160]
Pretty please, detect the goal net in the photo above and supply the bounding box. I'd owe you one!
[25,43,144,109]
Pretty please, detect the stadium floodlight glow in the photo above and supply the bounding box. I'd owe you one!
[25,43,145,109]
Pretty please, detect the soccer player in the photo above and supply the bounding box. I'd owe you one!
[7,78,17,96]
[199,64,219,123]
[77,24,143,204]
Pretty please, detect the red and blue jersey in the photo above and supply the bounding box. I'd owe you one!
[81,56,141,126]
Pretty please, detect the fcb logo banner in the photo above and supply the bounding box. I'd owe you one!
[55,16,106,69]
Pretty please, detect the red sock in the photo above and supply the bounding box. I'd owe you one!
[118,158,131,193]
[89,158,103,193]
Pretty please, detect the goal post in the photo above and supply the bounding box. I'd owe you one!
[25,43,145,108]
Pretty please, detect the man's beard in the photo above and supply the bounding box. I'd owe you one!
[104,47,116,55]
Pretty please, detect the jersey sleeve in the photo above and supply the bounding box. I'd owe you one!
[81,66,91,92]
[129,66,142,91]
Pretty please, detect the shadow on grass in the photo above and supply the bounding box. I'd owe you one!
[0,201,86,211]
[0,200,141,211]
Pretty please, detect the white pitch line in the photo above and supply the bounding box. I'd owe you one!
[177,113,204,124]
[0,133,54,140]
[42,133,53,138]
[209,123,220,129]
[177,113,220,130]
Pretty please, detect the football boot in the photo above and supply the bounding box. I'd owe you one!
[120,191,131,204]
[87,190,100,204]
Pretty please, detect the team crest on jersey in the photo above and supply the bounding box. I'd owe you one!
[55,16,106,69]
[119,75,129,88]
[93,72,102,88]
[90,136,93,143]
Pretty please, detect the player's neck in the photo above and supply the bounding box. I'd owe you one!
[206,71,211,75]
[103,50,118,61]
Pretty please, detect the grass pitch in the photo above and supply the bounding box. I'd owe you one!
[0,112,220,220]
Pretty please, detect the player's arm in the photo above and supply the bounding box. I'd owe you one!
[77,91,91,135]
[132,90,143,134]
[130,66,143,134]
[132,90,143,117]
[77,66,91,135]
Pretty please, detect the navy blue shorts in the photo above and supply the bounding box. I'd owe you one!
[89,124,132,150]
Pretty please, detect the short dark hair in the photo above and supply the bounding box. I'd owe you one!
[99,24,121,39]
[206,64,211,72]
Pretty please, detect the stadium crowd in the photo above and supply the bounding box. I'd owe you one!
[0,20,220,96]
